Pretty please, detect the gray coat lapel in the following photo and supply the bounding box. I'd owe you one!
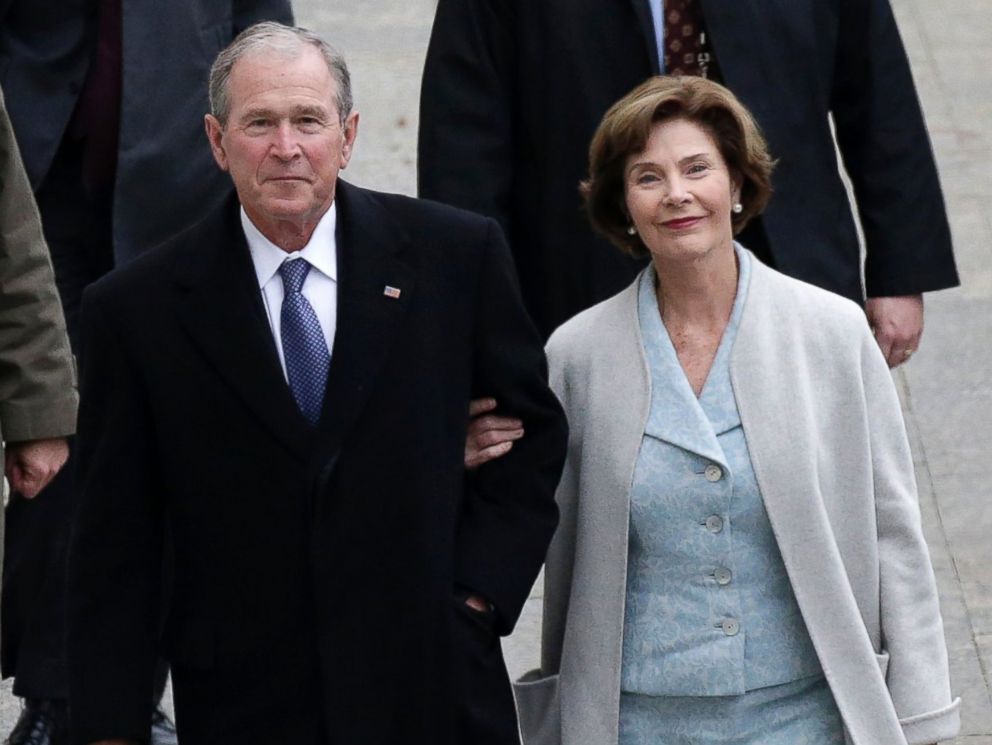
[730,259,905,745]
[547,277,649,745]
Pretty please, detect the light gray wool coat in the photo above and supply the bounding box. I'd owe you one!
[514,254,960,745]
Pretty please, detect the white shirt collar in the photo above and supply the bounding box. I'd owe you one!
[242,202,339,288]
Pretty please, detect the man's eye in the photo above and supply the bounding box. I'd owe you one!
[245,119,271,132]
[297,117,324,132]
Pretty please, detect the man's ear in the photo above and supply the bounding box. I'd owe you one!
[204,114,230,172]
[339,111,360,170]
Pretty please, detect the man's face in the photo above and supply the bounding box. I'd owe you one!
[205,46,358,241]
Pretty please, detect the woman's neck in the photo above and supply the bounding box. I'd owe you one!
[653,245,739,330]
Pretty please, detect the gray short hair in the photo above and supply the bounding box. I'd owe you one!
[209,22,353,126]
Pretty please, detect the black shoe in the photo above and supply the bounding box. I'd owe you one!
[4,699,68,745]
[150,707,178,745]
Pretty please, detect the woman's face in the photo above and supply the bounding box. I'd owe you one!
[623,117,741,266]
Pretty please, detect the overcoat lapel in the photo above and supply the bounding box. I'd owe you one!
[313,181,416,460]
[730,260,906,745]
[628,0,661,73]
[174,198,313,462]
[560,277,649,745]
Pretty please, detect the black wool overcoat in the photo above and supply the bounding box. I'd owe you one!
[67,182,568,745]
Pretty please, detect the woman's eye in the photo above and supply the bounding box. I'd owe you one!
[687,163,708,175]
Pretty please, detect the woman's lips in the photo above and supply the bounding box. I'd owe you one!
[662,216,702,229]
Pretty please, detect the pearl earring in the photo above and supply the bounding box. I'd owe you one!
[627,225,637,235]
[732,203,743,214]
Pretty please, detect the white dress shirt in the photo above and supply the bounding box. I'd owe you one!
[242,205,338,381]
[648,0,666,72]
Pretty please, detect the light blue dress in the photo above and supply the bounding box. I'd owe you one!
[618,247,845,745]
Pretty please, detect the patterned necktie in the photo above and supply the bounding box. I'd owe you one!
[663,0,711,77]
[278,259,331,425]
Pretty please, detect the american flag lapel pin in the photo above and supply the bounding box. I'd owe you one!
[383,285,402,299]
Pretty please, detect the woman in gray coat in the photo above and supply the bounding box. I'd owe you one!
[502,77,959,745]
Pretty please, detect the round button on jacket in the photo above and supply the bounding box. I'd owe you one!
[714,567,733,585]
[704,464,723,482]
[705,515,724,533]
[721,618,740,636]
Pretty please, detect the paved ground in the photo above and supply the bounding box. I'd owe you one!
[2,0,990,739]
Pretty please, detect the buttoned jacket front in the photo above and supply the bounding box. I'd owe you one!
[621,254,821,698]
[513,253,960,745]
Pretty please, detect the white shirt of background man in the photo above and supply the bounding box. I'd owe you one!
[648,0,666,72]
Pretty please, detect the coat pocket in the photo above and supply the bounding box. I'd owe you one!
[451,599,519,745]
[513,669,561,745]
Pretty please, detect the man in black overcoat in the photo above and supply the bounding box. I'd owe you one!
[66,22,567,745]
[418,0,958,367]
[0,0,292,739]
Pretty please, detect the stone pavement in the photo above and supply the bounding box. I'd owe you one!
[2,0,990,740]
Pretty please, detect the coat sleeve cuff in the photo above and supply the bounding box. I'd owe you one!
[0,394,79,442]
[900,696,961,745]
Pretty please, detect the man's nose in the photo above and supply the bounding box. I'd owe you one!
[269,121,302,159]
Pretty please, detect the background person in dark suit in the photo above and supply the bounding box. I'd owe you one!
[0,1,292,740]
[67,22,566,745]
[418,0,959,366]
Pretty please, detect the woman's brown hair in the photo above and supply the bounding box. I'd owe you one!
[581,76,775,257]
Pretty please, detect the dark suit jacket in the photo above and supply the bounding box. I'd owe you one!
[418,0,958,337]
[0,0,293,264]
[66,182,568,745]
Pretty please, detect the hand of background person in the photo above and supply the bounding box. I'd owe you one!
[866,294,924,368]
[465,398,523,470]
[4,437,69,498]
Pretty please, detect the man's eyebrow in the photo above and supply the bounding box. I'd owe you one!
[238,106,277,122]
[291,104,331,118]
[238,104,331,121]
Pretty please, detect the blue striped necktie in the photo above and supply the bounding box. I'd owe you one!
[278,259,330,425]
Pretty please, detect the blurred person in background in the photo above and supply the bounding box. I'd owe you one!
[419,0,958,367]
[0,1,292,742]
[0,87,76,574]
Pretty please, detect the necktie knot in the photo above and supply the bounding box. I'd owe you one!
[279,258,312,295]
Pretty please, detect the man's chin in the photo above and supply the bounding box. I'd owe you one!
[248,196,333,229]
[260,196,317,219]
